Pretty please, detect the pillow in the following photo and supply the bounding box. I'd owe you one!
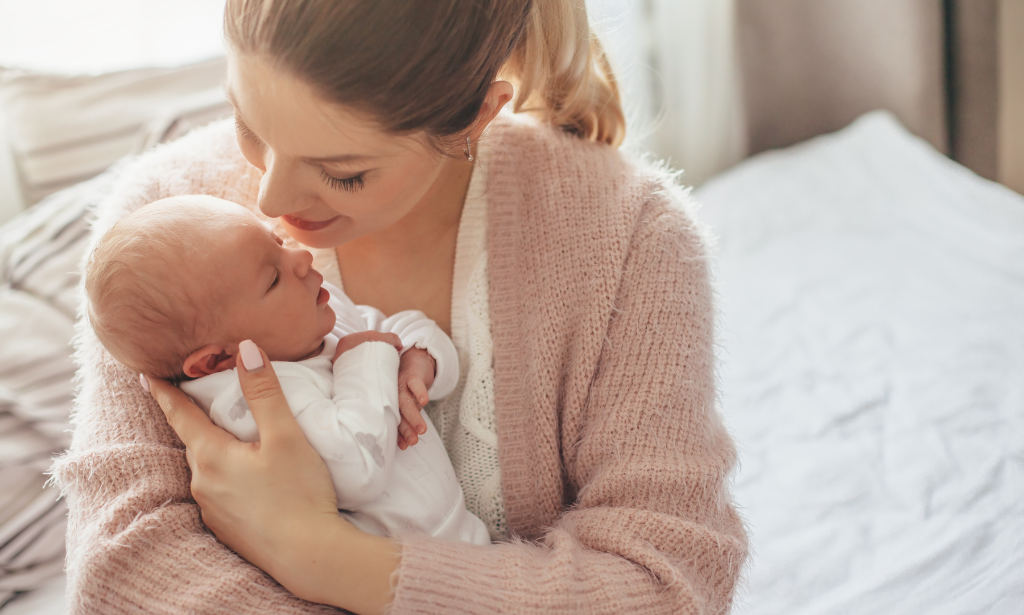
[0,171,111,608]
[0,56,231,208]
[0,56,233,609]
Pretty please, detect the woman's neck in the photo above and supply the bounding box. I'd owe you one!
[346,156,471,255]
[334,155,474,332]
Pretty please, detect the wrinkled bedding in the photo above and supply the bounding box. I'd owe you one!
[695,112,1024,614]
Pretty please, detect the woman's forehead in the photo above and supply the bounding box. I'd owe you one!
[225,52,403,162]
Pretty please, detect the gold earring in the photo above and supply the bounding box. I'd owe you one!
[463,136,474,162]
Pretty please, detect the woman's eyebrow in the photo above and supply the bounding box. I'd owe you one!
[306,153,378,164]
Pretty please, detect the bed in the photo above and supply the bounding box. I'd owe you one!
[695,112,1024,614]
[0,2,1021,613]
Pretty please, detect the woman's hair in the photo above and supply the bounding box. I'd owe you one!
[223,0,625,148]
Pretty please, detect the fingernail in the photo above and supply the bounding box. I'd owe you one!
[139,373,150,394]
[418,425,427,434]
[239,340,265,373]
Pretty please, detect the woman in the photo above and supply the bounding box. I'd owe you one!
[54,1,747,613]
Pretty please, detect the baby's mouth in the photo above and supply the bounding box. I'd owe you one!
[316,286,330,305]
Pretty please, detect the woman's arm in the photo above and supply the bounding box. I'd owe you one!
[380,197,747,614]
[50,330,343,614]
[145,342,401,615]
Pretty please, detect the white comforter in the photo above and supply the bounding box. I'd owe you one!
[695,112,1024,614]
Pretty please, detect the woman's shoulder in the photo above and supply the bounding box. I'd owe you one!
[486,114,710,257]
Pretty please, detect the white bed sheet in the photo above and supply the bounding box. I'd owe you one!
[694,112,1024,614]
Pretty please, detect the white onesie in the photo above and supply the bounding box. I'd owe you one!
[180,283,491,546]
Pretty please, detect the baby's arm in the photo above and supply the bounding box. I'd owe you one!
[291,341,402,509]
[356,307,459,448]
[355,307,460,400]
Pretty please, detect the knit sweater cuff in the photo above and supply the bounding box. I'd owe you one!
[390,533,504,613]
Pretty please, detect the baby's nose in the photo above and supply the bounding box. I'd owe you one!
[293,248,313,277]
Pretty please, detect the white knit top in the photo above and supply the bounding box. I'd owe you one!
[313,140,507,541]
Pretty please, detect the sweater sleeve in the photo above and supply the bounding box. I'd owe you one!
[387,198,747,614]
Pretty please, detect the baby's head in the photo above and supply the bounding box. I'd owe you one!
[86,195,336,380]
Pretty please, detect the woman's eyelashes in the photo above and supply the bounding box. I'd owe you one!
[320,168,365,192]
[234,116,259,143]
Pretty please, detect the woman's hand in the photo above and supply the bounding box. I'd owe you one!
[144,339,399,614]
[397,347,435,450]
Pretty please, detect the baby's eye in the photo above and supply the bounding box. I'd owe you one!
[269,271,279,291]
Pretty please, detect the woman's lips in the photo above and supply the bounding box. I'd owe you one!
[316,287,330,305]
[282,215,340,232]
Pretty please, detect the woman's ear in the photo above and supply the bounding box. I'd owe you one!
[183,344,238,378]
[468,80,514,140]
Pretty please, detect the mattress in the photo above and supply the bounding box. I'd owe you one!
[694,111,1024,614]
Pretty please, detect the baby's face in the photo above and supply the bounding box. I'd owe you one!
[197,208,337,363]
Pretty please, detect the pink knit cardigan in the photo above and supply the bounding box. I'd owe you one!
[51,116,747,614]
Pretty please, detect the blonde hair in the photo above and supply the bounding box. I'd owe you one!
[224,0,625,148]
[85,198,223,379]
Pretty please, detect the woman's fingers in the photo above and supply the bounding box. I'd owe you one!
[147,374,233,453]
[236,339,303,445]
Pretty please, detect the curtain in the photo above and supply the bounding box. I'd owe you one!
[588,0,747,184]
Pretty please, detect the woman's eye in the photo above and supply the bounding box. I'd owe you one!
[320,168,365,192]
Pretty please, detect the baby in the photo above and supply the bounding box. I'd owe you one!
[85,195,490,545]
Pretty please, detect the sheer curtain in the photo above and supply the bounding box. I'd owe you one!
[588,0,747,184]
[0,0,746,195]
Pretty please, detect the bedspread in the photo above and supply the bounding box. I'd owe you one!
[695,112,1024,615]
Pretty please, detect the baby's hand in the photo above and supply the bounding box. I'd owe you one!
[333,331,403,362]
[396,347,435,450]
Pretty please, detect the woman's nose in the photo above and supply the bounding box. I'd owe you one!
[257,156,305,219]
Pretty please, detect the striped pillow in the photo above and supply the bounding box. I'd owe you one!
[0,59,233,608]
[0,57,230,207]
[0,171,105,608]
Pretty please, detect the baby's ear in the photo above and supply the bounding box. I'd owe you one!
[183,345,237,378]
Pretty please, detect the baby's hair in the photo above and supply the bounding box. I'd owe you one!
[85,196,230,380]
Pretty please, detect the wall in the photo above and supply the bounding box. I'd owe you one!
[999,0,1024,194]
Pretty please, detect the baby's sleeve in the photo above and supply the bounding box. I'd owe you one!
[357,305,460,400]
[292,342,401,510]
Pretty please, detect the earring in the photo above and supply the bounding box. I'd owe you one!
[463,136,474,162]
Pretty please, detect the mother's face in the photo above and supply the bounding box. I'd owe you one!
[225,51,453,248]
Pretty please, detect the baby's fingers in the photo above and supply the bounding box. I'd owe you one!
[397,416,417,449]
[397,388,425,442]
[399,389,428,436]
[407,377,430,408]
